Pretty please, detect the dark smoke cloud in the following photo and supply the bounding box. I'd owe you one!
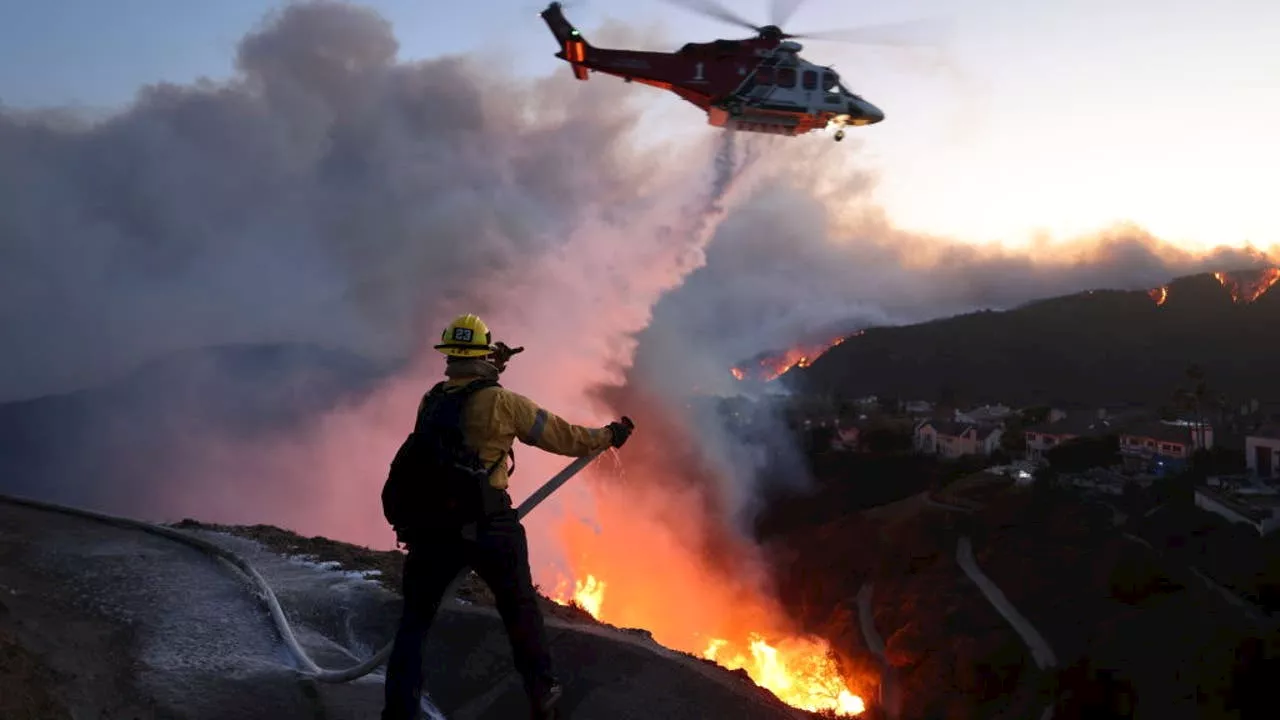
[0,1,752,526]
[0,1,677,404]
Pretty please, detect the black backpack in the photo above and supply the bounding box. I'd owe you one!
[380,378,504,539]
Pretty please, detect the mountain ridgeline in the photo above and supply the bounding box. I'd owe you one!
[789,268,1280,408]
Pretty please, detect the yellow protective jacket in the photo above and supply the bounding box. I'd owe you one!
[419,377,615,490]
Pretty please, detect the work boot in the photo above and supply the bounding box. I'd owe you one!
[530,682,564,719]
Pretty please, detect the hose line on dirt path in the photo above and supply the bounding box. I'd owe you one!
[0,448,608,684]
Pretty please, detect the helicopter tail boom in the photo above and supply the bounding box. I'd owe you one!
[541,2,592,80]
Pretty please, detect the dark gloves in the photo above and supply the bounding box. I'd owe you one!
[491,341,524,372]
[607,416,634,448]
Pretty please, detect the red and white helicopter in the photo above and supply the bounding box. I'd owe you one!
[540,0,938,141]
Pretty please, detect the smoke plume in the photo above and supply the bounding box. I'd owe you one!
[0,0,765,538]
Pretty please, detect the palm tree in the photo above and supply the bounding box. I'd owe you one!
[1172,364,1214,450]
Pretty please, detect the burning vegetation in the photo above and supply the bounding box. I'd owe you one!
[551,574,607,620]
[1213,267,1280,303]
[546,386,868,716]
[731,333,860,383]
[1146,267,1279,306]
[551,568,865,715]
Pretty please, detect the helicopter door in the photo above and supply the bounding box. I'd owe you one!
[801,69,818,110]
[748,66,775,102]
[774,67,797,106]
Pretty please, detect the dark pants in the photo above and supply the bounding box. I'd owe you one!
[381,509,556,720]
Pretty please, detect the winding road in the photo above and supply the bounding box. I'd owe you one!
[1120,530,1278,629]
[853,491,1059,719]
[854,582,900,718]
[955,537,1058,670]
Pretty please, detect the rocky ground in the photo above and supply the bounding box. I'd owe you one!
[0,498,845,720]
[168,518,602,626]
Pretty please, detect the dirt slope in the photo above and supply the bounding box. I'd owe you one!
[0,498,815,720]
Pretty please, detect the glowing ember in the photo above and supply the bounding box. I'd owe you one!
[1213,267,1280,303]
[731,332,858,382]
[1148,286,1168,306]
[704,633,866,715]
[551,574,607,620]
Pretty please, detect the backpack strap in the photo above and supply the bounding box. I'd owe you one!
[415,378,509,478]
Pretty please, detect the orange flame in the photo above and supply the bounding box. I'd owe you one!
[1148,286,1168,306]
[1213,267,1280,303]
[731,332,858,382]
[552,574,607,619]
[550,392,868,717]
[705,634,867,714]
[553,572,866,714]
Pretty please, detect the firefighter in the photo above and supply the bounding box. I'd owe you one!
[381,313,634,720]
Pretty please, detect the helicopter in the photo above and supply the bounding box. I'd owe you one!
[539,0,937,141]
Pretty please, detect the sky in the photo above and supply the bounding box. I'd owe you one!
[2,0,1278,249]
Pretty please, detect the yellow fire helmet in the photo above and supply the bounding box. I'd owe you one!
[434,313,496,358]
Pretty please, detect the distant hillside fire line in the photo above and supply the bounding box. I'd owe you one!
[731,332,862,382]
[1213,268,1280,304]
[1146,267,1279,306]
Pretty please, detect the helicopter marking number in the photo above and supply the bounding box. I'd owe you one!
[692,62,705,81]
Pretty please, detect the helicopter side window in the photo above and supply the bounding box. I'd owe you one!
[802,70,817,90]
[776,67,796,88]
[754,67,775,85]
[822,72,840,94]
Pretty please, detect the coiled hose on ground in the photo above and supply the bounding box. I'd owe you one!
[0,449,606,684]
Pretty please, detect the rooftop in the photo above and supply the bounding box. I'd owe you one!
[924,420,999,441]
[1121,420,1209,445]
[1247,424,1280,441]
[1196,485,1280,523]
[1026,415,1115,437]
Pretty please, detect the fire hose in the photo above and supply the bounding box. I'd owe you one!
[0,448,608,684]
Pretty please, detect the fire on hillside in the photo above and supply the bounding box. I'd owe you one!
[1148,267,1279,306]
[731,332,863,383]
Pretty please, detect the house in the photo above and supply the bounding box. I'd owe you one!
[1245,425,1280,479]
[916,420,1003,459]
[914,419,938,454]
[832,423,862,451]
[903,400,934,416]
[1024,416,1114,464]
[1194,484,1280,536]
[955,404,1014,425]
[1119,421,1214,475]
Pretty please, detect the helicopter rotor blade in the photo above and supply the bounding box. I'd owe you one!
[655,0,762,34]
[789,17,953,47]
[770,0,808,27]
